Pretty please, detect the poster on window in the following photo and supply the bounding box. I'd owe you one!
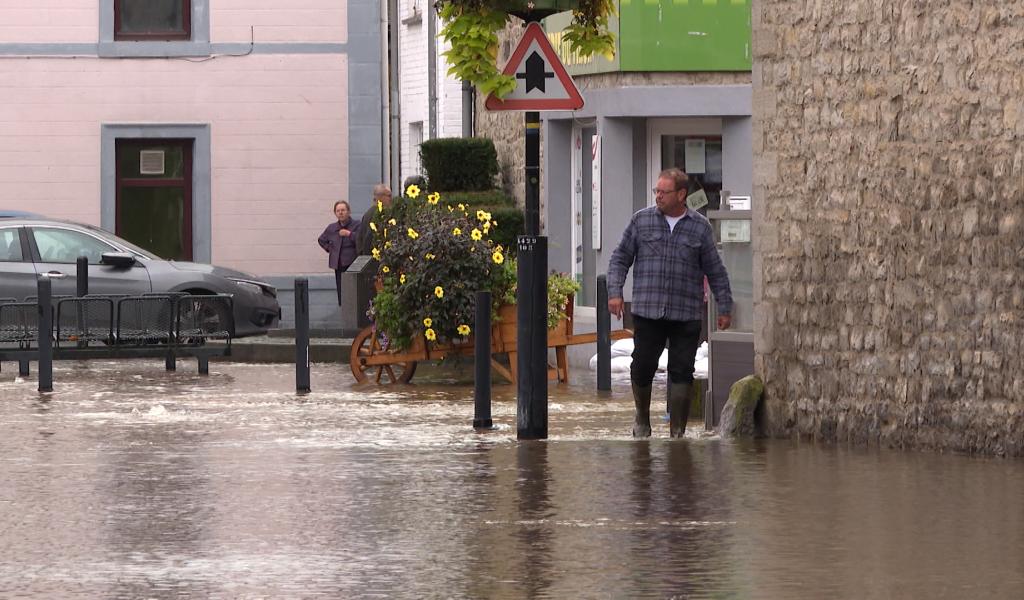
[591,134,601,250]
[684,139,706,174]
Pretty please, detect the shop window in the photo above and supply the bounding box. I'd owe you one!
[115,0,191,41]
[661,136,724,211]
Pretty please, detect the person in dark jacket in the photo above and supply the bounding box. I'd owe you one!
[318,200,360,305]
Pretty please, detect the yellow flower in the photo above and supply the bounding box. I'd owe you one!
[476,210,491,222]
[407,227,419,239]
[482,222,490,234]
[492,250,505,265]
[452,227,462,236]
[447,206,454,212]
[434,286,444,298]
[384,241,392,249]
[457,203,465,211]
[425,328,436,341]
[457,324,471,336]
[369,221,378,232]
[400,273,406,284]
[377,200,383,212]
[388,218,397,225]
[371,247,381,260]
[471,228,483,241]
[425,253,436,260]
[423,317,432,328]
[427,192,440,205]
[382,265,390,273]
[406,184,421,198]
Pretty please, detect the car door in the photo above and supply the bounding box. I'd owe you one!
[0,225,37,301]
[29,226,152,296]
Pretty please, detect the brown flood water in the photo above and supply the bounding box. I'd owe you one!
[1,360,1022,599]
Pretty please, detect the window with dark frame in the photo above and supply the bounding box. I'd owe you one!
[115,139,193,261]
[114,0,191,41]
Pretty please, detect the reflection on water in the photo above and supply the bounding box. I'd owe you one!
[1,360,1023,598]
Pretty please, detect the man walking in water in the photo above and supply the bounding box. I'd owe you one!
[607,168,733,438]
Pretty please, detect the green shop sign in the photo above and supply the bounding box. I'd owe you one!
[545,0,751,75]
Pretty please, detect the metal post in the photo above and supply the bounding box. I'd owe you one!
[516,102,548,439]
[295,278,311,393]
[37,277,53,392]
[198,356,209,375]
[525,111,541,236]
[76,256,88,347]
[76,256,88,296]
[516,236,548,440]
[596,274,611,391]
[473,290,493,429]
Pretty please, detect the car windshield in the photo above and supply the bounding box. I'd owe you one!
[78,223,159,261]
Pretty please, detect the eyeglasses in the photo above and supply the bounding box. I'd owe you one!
[652,188,679,196]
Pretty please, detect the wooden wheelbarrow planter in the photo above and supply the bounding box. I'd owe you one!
[349,295,632,384]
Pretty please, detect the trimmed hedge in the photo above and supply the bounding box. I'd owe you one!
[484,205,524,257]
[420,137,499,192]
[441,189,515,208]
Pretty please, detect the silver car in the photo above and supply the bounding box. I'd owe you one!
[0,214,280,337]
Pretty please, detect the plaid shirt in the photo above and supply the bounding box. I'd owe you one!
[607,207,732,321]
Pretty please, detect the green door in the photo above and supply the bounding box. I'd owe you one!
[115,139,193,261]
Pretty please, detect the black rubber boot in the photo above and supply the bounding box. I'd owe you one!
[668,381,692,438]
[631,382,653,439]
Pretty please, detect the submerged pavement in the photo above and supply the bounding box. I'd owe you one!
[1,360,1022,598]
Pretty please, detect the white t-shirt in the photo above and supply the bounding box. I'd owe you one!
[664,213,683,233]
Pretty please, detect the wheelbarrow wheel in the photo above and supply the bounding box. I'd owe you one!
[349,326,417,384]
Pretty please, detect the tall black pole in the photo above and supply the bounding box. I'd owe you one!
[473,290,493,429]
[295,278,311,394]
[596,274,611,391]
[37,277,53,393]
[516,105,549,439]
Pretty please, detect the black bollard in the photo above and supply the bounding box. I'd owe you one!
[295,278,311,393]
[596,274,611,391]
[516,235,548,440]
[76,256,88,296]
[37,277,53,392]
[473,290,493,430]
[76,256,88,347]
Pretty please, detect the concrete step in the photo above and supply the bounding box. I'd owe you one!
[210,334,354,364]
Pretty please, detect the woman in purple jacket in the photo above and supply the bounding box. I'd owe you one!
[317,200,360,305]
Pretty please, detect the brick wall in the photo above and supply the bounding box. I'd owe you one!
[752,0,1024,454]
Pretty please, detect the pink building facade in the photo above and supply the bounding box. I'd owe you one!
[0,1,385,303]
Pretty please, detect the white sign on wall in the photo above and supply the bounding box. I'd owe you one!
[590,134,601,250]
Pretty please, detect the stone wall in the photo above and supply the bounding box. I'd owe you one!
[752,1,1024,454]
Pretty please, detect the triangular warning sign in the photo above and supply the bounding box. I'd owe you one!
[485,22,584,111]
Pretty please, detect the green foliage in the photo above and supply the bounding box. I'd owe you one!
[420,138,500,192]
[482,205,523,257]
[438,4,515,99]
[437,0,616,99]
[367,185,577,348]
[440,189,514,207]
[562,0,617,60]
[368,187,508,351]
[494,259,581,329]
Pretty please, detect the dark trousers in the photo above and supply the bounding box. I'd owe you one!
[630,315,702,386]
[334,269,344,306]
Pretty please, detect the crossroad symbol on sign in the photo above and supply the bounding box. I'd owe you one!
[485,22,584,111]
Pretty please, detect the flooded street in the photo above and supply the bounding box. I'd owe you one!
[2,360,1023,599]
